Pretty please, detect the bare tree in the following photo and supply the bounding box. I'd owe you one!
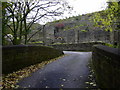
[2,0,72,45]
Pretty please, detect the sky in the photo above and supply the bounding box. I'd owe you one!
[39,0,108,24]
[66,0,108,16]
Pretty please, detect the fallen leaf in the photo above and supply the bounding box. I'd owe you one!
[85,82,89,84]
[92,84,96,87]
[45,86,49,88]
[73,79,76,81]
[61,84,64,87]
[2,55,66,89]
[90,82,94,85]
[80,76,83,78]
[62,79,66,81]
[89,75,93,77]
[28,85,31,87]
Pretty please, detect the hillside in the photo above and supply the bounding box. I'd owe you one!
[42,10,110,44]
[28,10,111,45]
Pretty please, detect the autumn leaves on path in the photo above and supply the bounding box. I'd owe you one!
[17,51,96,88]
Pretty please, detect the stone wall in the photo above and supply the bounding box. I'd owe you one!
[44,14,110,44]
[2,45,63,74]
[26,12,111,45]
[92,45,120,88]
[49,42,104,51]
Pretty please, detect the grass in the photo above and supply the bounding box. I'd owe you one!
[81,30,87,32]
[104,43,120,48]
[104,43,114,48]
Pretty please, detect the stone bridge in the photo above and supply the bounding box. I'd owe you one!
[49,42,105,51]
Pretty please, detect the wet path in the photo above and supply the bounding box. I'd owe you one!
[18,51,92,88]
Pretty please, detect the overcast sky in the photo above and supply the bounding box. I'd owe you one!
[39,0,108,24]
[66,0,108,15]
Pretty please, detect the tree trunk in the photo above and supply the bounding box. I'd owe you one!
[24,17,27,44]
[13,34,17,45]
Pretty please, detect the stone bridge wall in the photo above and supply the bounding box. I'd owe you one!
[92,45,120,88]
[49,42,104,51]
[2,45,63,74]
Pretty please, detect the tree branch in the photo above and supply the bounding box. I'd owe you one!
[27,29,42,42]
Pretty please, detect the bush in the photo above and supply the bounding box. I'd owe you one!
[104,43,114,48]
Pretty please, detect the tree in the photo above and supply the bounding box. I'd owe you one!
[91,1,120,48]
[2,0,72,45]
[2,2,13,45]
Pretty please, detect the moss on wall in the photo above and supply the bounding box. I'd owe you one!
[2,45,63,74]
